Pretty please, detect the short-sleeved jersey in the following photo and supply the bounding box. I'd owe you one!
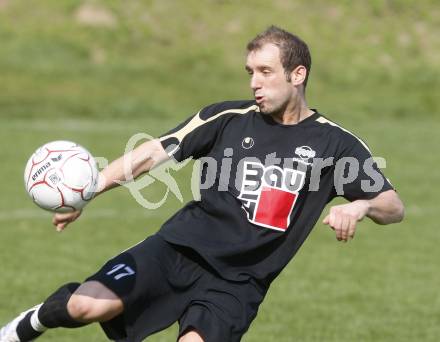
[158,100,393,288]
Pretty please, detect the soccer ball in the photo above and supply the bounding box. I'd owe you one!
[24,141,99,213]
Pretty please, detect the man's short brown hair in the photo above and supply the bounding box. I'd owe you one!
[247,26,312,88]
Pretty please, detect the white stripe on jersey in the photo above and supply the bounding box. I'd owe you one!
[316,116,371,153]
[160,104,259,156]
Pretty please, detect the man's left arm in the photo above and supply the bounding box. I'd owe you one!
[324,132,404,242]
[323,189,404,242]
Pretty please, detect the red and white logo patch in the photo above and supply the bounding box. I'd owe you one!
[238,162,306,231]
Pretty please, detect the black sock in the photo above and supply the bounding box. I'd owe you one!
[16,311,43,341]
[38,282,87,329]
[16,282,87,341]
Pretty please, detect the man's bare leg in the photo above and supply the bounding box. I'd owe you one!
[67,281,123,322]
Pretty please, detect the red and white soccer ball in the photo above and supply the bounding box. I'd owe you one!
[24,141,99,213]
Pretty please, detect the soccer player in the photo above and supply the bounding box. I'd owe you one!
[0,26,404,342]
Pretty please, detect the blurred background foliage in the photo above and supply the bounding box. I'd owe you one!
[0,0,439,121]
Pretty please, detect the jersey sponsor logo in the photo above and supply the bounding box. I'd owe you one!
[238,161,306,231]
[242,137,255,149]
[292,146,316,166]
[295,146,316,160]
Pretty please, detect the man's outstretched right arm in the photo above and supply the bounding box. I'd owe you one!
[52,139,169,231]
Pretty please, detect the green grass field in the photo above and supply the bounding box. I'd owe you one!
[1,1,439,341]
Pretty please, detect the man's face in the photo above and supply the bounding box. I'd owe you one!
[245,43,294,115]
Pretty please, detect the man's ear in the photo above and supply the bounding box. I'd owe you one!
[290,65,307,86]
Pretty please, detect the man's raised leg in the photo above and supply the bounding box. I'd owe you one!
[0,281,123,342]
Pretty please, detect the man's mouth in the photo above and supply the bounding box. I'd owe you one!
[255,95,264,104]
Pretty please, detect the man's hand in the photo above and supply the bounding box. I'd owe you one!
[52,210,82,232]
[322,200,370,242]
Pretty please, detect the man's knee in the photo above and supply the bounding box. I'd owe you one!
[67,281,123,323]
[178,330,204,342]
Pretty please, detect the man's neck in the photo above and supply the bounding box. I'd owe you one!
[270,100,314,125]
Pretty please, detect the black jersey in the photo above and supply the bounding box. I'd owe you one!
[158,100,393,288]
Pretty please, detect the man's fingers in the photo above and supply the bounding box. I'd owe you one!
[344,215,351,241]
[52,210,82,230]
[326,210,352,242]
[325,203,365,242]
[348,217,357,240]
[333,212,343,241]
[323,208,356,242]
[338,215,345,241]
[56,223,67,232]
[53,213,69,225]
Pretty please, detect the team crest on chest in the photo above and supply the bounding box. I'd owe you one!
[237,161,306,231]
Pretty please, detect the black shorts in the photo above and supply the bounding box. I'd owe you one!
[86,234,266,342]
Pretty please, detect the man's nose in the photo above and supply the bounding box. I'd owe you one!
[250,74,262,91]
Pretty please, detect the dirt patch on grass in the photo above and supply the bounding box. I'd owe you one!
[74,3,117,28]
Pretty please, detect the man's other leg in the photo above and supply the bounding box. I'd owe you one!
[0,281,122,342]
